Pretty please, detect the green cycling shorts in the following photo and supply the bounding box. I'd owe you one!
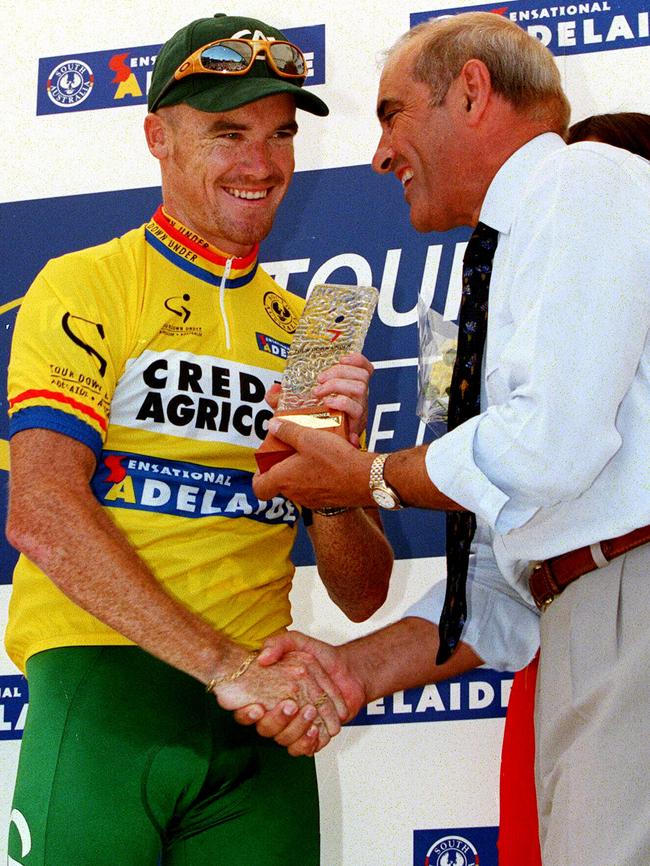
[8,646,319,865]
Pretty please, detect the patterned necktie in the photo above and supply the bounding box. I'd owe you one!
[436,221,499,665]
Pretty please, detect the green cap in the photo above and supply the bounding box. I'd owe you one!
[148,13,329,116]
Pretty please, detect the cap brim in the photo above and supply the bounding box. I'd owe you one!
[181,76,329,117]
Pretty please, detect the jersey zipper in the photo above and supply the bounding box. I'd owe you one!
[219,258,233,351]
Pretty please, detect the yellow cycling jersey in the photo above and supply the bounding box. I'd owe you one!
[6,206,305,672]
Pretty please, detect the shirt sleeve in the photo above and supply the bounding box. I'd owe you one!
[8,250,130,459]
[426,149,650,534]
[406,522,540,671]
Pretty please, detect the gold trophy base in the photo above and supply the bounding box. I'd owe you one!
[255,408,349,473]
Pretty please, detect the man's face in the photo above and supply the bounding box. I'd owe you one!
[372,43,473,232]
[156,94,297,256]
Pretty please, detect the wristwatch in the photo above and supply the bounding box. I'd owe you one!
[369,453,404,510]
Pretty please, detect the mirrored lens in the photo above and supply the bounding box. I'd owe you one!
[270,43,305,76]
[200,42,252,72]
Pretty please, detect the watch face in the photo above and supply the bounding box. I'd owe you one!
[372,488,398,510]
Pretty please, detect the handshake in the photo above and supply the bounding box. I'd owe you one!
[213,631,366,757]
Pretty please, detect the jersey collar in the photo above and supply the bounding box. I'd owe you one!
[145,205,259,286]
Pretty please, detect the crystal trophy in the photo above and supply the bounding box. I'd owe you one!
[256,283,379,471]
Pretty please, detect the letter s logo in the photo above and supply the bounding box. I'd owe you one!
[61,313,108,377]
[8,808,31,865]
[108,52,131,83]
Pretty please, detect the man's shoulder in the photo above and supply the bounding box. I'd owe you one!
[513,136,650,216]
[42,222,147,283]
[540,138,650,186]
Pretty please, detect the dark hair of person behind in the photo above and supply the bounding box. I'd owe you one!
[566,112,650,160]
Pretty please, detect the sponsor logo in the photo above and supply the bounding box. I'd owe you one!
[45,362,112,418]
[46,59,94,107]
[425,836,478,866]
[92,451,298,524]
[256,332,290,360]
[263,291,299,333]
[0,675,28,741]
[305,316,346,343]
[108,350,279,449]
[61,313,108,377]
[348,669,513,726]
[109,52,144,100]
[37,24,326,115]
[411,1,650,56]
[414,827,498,866]
[160,293,204,336]
[160,292,203,337]
[164,293,192,323]
[8,809,32,865]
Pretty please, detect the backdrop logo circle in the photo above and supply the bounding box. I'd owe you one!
[47,60,94,107]
[424,835,479,866]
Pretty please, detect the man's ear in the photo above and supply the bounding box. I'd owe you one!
[458,59,492,126]
[144,112,170,159]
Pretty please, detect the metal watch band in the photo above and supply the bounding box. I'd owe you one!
[370,453,390,488]
[369,453,403,510]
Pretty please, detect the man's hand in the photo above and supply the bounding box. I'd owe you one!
[254,351,377,507]
[233,632,367,756]
[265,352,374,448]
[232,620,484,757]
[215,648,352,755]
[311,351,373,446]
[253,421,374,507]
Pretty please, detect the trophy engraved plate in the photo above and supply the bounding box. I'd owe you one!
[256,283,378,471]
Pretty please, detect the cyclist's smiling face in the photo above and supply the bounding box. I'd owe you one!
[147,94,297,256]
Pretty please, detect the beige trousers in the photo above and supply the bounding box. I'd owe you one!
[535,543,650,865]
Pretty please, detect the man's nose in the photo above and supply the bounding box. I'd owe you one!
[241,141,275,175]
[371,133,394,174]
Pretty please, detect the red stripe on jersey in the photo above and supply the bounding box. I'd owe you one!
[10,390,108,431]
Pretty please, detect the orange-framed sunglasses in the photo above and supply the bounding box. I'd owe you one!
[150,38,307,112]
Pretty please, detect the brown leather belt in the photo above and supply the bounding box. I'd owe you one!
[529,524,650,610]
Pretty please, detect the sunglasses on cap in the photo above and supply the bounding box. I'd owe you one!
[149,38,307,113]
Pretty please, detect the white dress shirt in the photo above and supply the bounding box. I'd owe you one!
[408,133,650,670]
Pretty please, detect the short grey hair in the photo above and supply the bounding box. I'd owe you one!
[390,12,570,133]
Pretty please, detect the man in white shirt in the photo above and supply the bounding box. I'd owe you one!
[247,11,650,865]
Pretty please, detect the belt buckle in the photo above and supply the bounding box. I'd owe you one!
[531,562,555,611]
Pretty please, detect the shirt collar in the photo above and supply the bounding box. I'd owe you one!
[479,132,567,234]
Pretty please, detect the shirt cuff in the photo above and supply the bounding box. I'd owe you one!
[9,406,103,460]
